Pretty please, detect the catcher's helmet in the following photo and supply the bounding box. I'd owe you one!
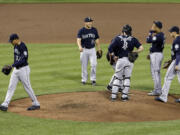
[122,24,132,36]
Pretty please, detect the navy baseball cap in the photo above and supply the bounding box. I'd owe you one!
[153,21,163,29]
[9,33,19,43]
[84,17,93,22]
[169,26,180,33]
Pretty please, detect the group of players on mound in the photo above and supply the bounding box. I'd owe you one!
[77,17,180,103]
[0,17,180,112]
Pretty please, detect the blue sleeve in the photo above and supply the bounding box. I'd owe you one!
[134,38,141,49]
[174,43,180,65]
[77,29,82,38]
[12,44,28,67]
[146,30,154,43]
[108,37,119,53]
[95,29,99,40]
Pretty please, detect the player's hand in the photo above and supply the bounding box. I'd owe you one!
[79,47,83,52]
[175,66,179,71]
[114,56,118,62]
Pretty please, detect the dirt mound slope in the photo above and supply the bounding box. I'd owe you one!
[9,90,180,122]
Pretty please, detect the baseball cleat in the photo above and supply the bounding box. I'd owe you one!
[111,98,117,102]
[107,85,112,92]
[0,105,8,112]
[81,81,86,85]
[175,99,180,103]
[121,97,129,102]
[148,91,161,96]
[92,81,96,86]
[27,105,40,111]
[155,97,166,103]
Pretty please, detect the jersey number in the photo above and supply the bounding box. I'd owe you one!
[122,41,128,50]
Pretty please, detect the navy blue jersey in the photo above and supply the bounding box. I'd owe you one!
[108,35,141,58]
[171,36,180,65]
[12,42,28,68]
[146,31,165,53]
[77,27,99,49]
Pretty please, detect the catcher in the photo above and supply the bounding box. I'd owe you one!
[0,33,40,111]
[108,24,144,101]
[77,17,102,86]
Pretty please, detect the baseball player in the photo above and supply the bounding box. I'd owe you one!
[155,26,180,103]
[146,21,165,96]
[106,41,124,92]
[0,34,40,111]
[77,17,101,86]
[108,25,144,101]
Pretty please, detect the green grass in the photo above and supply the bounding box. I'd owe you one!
[1,0,180,3]
[0,43,180,135]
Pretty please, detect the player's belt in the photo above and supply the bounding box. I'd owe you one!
[84,46,95,49]
[16,64,28,69]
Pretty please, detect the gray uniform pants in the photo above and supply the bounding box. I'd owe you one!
[1,66,40,107]
[80,48,97,82]
[160,60,180,102]
[111,57,134,99]
[150,52,163,93]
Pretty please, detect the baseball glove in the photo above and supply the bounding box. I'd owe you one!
[106,52,115,65]
[147,54,150,60]
[97,50,103,59]
[2,65,12,75]
[163,60,172,69]
[128,52,138,63]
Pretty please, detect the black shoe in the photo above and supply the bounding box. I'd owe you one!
[107,85,112,92]
[81,81,86,85]
[175,99,180,103]
[27,105,40,111]
[92,81,96,86]
[154,97,165,103]
[0,105,8,111]
[121,97,129,102]
[111,98,117,102]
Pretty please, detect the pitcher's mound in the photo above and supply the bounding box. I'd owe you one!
[9,90,180,122]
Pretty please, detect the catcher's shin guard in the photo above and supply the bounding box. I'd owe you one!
[111,77,123,98]
[122,77,131,96]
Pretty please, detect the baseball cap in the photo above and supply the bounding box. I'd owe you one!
[9,33,19,43]
[169,26,180,33]
[84,17,93,22]
[153,21,163,29]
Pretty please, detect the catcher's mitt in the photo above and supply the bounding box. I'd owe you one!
[128,52,138,63]
[2,65,12,75]
[163,60,172,69]
[97,50,103,59]
[106,52,115,65]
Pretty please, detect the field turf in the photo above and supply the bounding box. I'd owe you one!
[1,0,180,3]
[0,43,180,135]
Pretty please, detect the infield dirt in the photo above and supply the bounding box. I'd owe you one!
[9,90,180,122]
[0,3,180,44]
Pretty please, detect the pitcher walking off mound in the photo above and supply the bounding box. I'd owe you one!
[77,17,101,86]
[0,34,40,111]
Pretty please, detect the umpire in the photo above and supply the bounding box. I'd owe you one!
[77,17,101,86]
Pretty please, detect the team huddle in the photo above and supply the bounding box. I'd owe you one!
[1,17,180,112]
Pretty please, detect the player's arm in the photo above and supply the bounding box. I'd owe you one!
[12,45,28,67]
[146,30,155,43]
[133,38,144,53]
[77,38,83,52]
[95,29,101,51]
[175,43,180,71]
[95,39,101,51]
